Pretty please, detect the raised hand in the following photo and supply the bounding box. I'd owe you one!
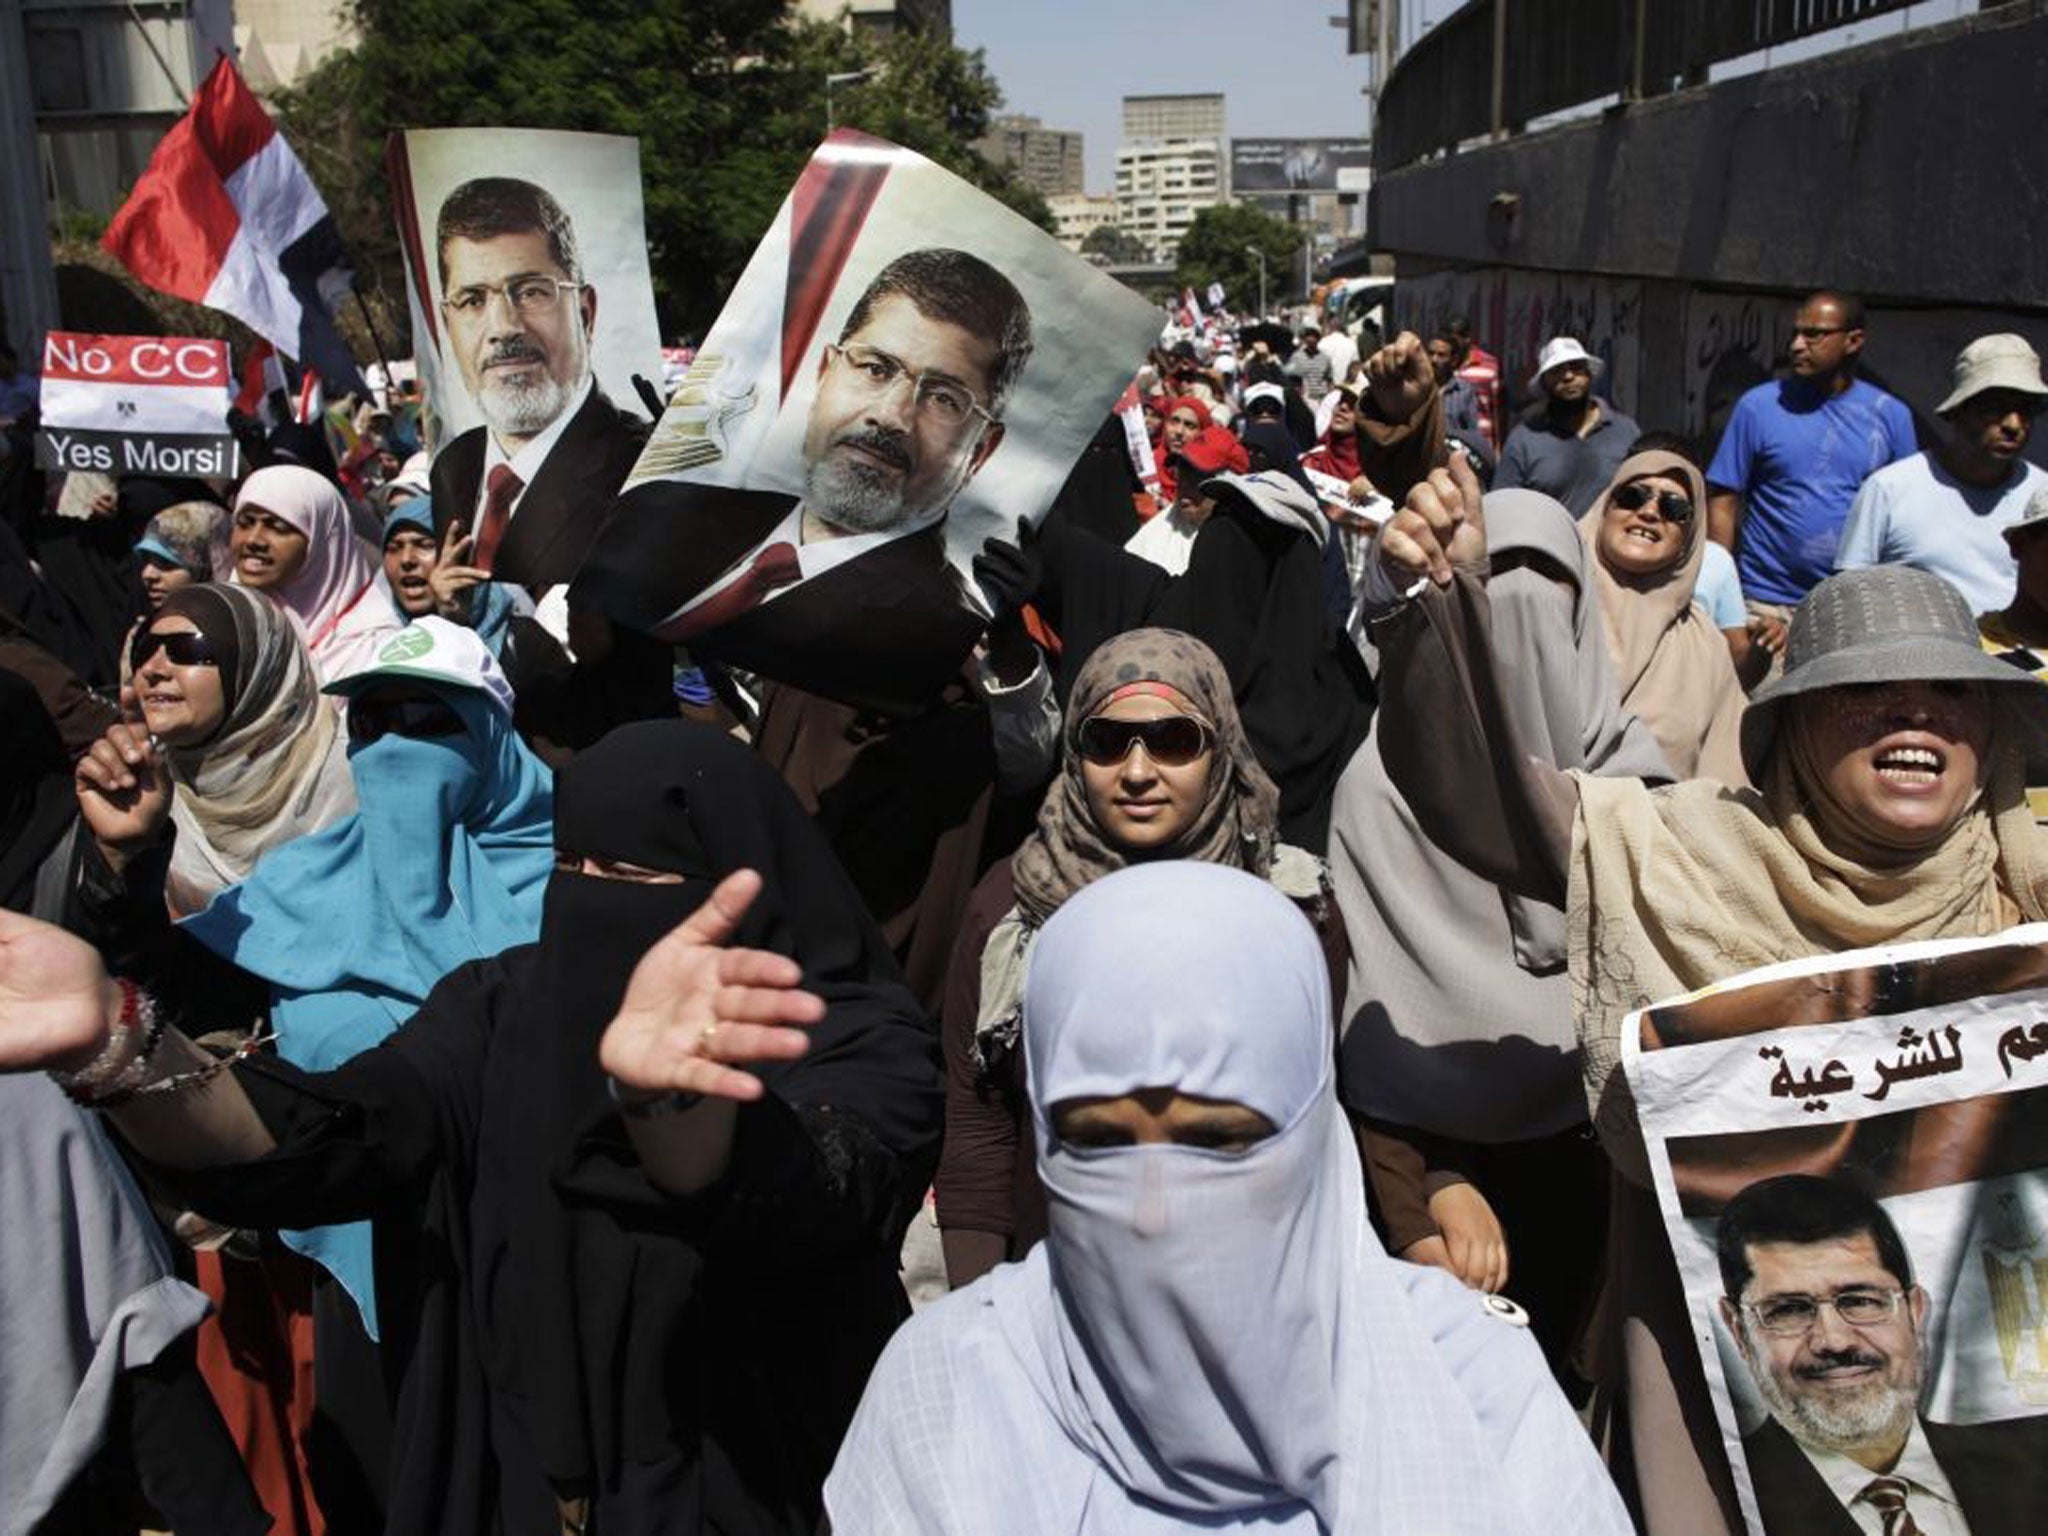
[0,907,120,1074]
[598,869,824,1104]
[1377,452,1487,589]
[75,719,173,857]
[429,519,489,620]
[1362,330,1437,423]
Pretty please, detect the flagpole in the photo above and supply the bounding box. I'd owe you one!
[351,289,396,409]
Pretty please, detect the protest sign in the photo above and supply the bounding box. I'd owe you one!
[574,129,1162,715]
[387,128,663,588]
[34,332,239,479]
[1624,929,2048,1535]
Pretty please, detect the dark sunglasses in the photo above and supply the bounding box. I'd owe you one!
[1076,714,1214,768]
[1611,481,1695,524]
[130,628,220,673]
[346,695,466,745]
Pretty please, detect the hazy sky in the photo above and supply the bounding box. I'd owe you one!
[951,0,1467,196]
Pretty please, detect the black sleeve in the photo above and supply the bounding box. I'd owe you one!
[138,963,498,1232]
[74,834,270,1030]
[1033,509,1168,700]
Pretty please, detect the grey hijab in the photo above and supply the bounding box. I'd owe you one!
[1331,489,1672,1140]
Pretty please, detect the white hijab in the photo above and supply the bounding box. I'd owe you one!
[828,862,1632,1534]
[233,464,400,685]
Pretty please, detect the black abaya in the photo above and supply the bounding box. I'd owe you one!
[149,722,941,1535]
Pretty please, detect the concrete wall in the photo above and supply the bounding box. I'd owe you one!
[1374,2,2048,462]
[1372,3,2048,308]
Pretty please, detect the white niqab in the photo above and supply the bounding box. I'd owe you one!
[828,862,1633,1534]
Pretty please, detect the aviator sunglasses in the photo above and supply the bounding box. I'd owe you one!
[1076,714,1215,768]
[346,695,467,746]
[1610,481,1694,524]
[129,628,221,673]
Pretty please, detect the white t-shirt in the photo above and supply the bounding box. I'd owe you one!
[1835,450,2047,614]
[1695,539,1747,629]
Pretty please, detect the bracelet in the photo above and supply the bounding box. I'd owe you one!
[64,1025,273,1112]
[606,1075,704,1121]
[51,980,165,1106]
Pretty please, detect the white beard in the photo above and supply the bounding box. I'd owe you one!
[479,366,579,440]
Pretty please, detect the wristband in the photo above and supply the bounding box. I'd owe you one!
[606,1075,705,1120]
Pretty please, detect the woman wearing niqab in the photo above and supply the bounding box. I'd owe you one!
[829,861,1634,1534]
[7,721,941,1535]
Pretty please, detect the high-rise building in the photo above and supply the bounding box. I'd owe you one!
[1047,193,1120,254]
[791,0,951,38]
[975,114,1083,199]
[1115,93,1226,263]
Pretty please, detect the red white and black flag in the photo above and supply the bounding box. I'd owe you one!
[102,56,364,395]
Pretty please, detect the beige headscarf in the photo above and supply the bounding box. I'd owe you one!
[1578,450,1748,785]
[154,585,357,917]
[977,628,1318,1068]
[1568,714,2048,1177]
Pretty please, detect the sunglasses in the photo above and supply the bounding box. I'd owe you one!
[130,628,220,673]
[346,695,466,745]
[1076,714,1214,768]
[1611,481,1695,524]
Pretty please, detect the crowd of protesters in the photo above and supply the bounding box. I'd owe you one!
[1,279,2046,1536]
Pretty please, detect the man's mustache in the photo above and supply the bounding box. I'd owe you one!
[482,339,547,368]
[831,428,912,471]
[1796,1346,1886,1379]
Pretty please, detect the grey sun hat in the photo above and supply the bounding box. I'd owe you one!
[2002,483,2048,547]
[1739,566,2048,781]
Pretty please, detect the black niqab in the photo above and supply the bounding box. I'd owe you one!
[477,721,940,1500]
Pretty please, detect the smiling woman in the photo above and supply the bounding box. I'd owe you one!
[1366,459,2048,1535]
[1580,449,1748,784]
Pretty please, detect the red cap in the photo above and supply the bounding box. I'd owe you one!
[1176,425,1250,476]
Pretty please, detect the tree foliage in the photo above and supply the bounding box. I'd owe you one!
[1080,224,1150,265]
[264,2,1048,352]
[1172,202,1303,316]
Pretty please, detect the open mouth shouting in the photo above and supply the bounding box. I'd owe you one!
[1869,738,1947,792]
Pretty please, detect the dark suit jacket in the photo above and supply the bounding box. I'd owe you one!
[574,482,982,717]
[1742,1411,2048,1534]
[429,384,648,591]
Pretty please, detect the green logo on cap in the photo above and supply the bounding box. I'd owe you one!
[380,628,435,663]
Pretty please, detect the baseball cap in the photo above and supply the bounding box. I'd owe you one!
[323,617,515,718]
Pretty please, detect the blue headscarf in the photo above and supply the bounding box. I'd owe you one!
[181,679,554,1333]
[380,497,520,658]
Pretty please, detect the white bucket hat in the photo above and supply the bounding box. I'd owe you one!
[1935,333,2048,415]
[1528,336,1603,393]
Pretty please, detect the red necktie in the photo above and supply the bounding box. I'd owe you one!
[1859,1476,1924,1536]
[671,542,802,640]
[472,465,524,575]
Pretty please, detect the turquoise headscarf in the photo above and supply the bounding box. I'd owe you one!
[380,497,520,658]
[181,678,554,1334]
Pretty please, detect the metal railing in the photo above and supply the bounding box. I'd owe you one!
[1372,0,1952,173]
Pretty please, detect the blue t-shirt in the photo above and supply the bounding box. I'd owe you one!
[1707,377,1916,605]
[1834,450,2047,615]
[1695,539,1746,628]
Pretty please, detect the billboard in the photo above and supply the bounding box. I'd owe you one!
[1230,138,1372,196]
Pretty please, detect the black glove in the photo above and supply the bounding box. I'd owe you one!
[972,519,1043,623]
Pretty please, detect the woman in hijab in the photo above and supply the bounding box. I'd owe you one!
[1580,448,1748,783]
[1331,489,1670,1374]
[136,499,232,610]
[98,584,357,918]
[173,622,553,1330]
[231,463,401,684]
[832,861,1634,1535]
[7,721,941,1536]
[1150,395,1208,505]
[937,629,1331,1287]
[1365,455,2048,1534]
[380,498,520,655]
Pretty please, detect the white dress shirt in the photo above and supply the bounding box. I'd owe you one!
[1801,1419,1970,1536]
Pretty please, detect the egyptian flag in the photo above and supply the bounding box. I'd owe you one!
[103,57,365,394]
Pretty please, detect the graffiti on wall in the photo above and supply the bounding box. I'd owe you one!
[1391,271,1644,422]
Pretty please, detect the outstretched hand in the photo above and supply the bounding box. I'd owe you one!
[0,907,120,1074]
[598,869,824,1104]
[1377,452,1487,589]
